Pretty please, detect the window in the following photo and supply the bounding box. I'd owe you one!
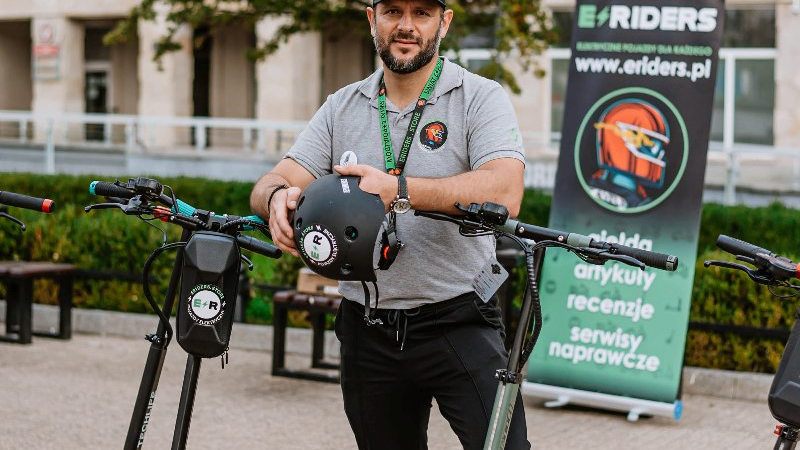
[710,8,776,146]
[721,8,775,48]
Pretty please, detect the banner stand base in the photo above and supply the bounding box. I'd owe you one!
[521,382,682,422]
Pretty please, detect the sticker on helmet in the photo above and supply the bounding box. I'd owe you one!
[299,224,339,267]
[419,121,448,152]
[340,178,350,194]
[187,284,225,325]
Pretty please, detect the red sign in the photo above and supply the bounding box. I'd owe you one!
[33,44,59,57]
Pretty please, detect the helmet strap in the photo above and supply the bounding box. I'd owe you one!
[361,281,383,326]
[378,211,403,270]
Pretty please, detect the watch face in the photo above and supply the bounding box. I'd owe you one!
[392,199,411,214]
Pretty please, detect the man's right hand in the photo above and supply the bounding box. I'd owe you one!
[269,186,302,257]
[250,159,316,258]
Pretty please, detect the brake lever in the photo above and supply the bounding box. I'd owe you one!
[85,202,126,213]
[85,202,144,215]
[85,201,153,217]
[704,259,775,285]
[704,259,752,272]
[0,211,26,230]
[580,248,645,270]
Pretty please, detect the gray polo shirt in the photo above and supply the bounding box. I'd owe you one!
[286,57,524,309]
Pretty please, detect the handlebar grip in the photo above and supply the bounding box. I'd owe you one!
[716,234,773,259]
[0,191,55,213]
[609,244,679,271]
[237,235,282,259]
[89,181,135,199]
[172,198,195,216]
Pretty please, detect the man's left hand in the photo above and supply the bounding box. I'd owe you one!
[334,164,398,211]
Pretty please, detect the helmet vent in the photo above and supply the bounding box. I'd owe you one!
[344,226,358,241]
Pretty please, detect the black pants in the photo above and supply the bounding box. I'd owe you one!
[334,292,531,450]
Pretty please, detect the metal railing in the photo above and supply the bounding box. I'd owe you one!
[1,104,798,205]
[0,110,308,170]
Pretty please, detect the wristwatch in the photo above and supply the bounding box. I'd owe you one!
[391,174,411,214]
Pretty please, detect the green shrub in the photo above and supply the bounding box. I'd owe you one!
[697,202,800,256]
[686,249,797,372]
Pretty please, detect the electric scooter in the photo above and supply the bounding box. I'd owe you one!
[705,235,800,450]
[416,202,679,449]
[86,177,281,450]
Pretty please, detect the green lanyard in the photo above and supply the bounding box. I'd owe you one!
[378,57,443,176]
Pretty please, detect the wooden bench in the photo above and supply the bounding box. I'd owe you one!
[272,290,341,383]
[0,262,76,344]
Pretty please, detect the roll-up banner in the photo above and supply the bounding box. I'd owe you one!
[523,0,724,420]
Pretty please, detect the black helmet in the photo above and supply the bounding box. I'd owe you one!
[293,174,386,281]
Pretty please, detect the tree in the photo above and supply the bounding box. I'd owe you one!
[106,0,560,93]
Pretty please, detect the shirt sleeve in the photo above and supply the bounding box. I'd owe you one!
[284,95,335,179]
[466,81,526,170]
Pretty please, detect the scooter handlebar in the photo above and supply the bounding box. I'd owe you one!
[503,218,678,271]
[0,191,55,213]
[716,234,774,259]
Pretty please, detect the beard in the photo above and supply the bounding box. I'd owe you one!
[374,21,442,75]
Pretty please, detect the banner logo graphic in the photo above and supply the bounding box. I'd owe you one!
[575,88,688,213]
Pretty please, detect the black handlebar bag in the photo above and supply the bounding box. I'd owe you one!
[176,231,240,358]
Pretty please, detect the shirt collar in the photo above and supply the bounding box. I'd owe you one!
[358,57,464,110]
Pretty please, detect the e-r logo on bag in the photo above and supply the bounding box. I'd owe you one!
[188,284,225,324]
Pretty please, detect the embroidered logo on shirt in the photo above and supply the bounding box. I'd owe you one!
[419,121,448,152]
[339,151,358,167]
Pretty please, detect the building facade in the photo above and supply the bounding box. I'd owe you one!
[0,0,373,148]
[0,0,796,155]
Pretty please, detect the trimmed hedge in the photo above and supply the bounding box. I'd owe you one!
[2,172,799,373]
[0,173,278,317]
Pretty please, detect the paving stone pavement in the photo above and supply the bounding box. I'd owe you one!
[0,333,780,450]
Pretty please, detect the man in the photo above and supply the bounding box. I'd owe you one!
[251,0,529,448]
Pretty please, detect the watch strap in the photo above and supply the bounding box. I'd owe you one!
[397,174,408,201]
